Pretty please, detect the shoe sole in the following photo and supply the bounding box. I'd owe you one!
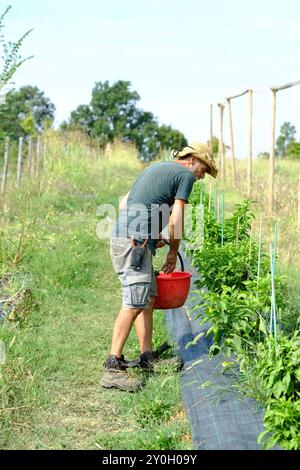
[100,379,141,392]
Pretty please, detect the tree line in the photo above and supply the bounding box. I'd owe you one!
[1,5,300,162]
[258,121,300,160]
[0,80,187,161]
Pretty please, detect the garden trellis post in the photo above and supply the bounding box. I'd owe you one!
[218,103,225,182]
[269,88,277,214]
[36,135,41,180]
[248,89,253,198]
[269,79,300,213]
[225,89,249,190]
[226,98,236,189]
[1,137,10,196]
[210,104,213,154]
[298,175,300,229]
[16,136,23,187]
[27,135,32,178]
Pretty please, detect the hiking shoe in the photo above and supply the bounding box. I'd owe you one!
[139,351,155,372]
[139,350,183,372]
[104,354,127,370]
[100,369,142,392]
[101,354,142,392]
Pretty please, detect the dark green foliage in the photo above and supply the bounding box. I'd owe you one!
[193,240,262,292]
[257,332,300,450]
[158,124,187,152]
[65,80,187,160]
[254,332,300,401]
[276,122,296,158]
[286,141,300,160]
[187,185,300,449]
[259,398,300,450]
[0,85,55,139]
[223,200,256,242]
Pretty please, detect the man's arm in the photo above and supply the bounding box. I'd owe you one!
[119,191,130,211]
[162,199,186,274]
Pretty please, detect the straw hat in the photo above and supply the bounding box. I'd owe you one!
[171,142,218,178]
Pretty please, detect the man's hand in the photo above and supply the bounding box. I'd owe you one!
[155,234,166,249]
[162,251,177,274]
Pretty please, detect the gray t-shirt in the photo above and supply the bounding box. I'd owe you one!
[113,161,195,255]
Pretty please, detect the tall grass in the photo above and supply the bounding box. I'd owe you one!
[0,134,190,450]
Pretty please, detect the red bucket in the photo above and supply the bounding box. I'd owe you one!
[154,271,192,309]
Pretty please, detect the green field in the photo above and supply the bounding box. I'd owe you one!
[1,135,299,449]
[0,135,191,450]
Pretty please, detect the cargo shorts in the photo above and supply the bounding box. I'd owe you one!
[110,237,158,309]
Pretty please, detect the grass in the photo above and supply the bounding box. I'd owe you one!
[0,133,191,450]
[3,138,297,450]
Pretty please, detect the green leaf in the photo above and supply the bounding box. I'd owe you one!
[258,316,268,335]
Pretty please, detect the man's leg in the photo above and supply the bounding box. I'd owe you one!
[134,296,156,354]
[111,306,143,357]
[101,305,143,392]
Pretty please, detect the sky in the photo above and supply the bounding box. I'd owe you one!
[2,0,300,157]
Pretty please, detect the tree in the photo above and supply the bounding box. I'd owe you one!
[158,124,187,152]
[69,105,95,136]
[276,122,296,158]
[257,151,269,160]
[287,141,300,160]
[65,80,187,160]
[0,85,55,139]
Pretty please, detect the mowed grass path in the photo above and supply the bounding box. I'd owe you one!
[0,140,191,450]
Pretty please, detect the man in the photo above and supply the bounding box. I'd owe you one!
[100,142,218,392]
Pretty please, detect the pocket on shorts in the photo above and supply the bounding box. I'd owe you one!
[110,238,131,273]
[110,237,131,257]
[119,274,151,308]
[130,282,151,308]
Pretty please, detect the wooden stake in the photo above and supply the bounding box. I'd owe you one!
[36,135,41,180]
[1,137,10,195]
[247,89,253,198]
[27,136,32,178]
[218,103,225,182]
[226,98,237,189]
[225,89,249,188]
[16,137,23,188]
[210,104,213,154]
[217,138,221,173]
[269,88,276,214]
[298,175,300,229]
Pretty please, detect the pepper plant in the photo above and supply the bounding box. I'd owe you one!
[186,183,299,450]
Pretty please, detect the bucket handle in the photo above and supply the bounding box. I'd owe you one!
[160,239,185,272]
